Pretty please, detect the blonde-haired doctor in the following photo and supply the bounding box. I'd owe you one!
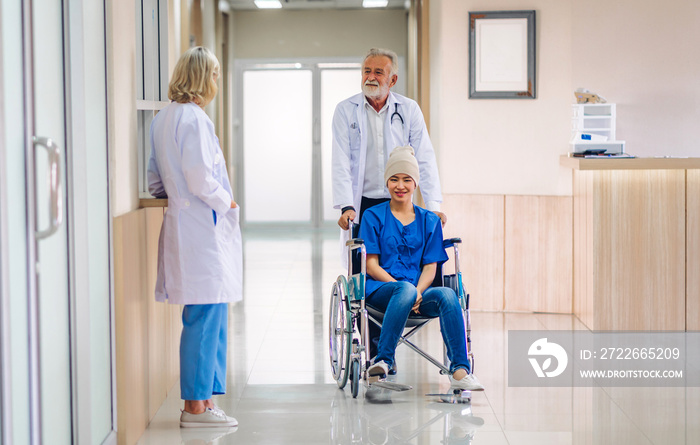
[147,46,241,428]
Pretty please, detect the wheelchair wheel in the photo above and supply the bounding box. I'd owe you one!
[329,276,352,389]
[350,357,360,399]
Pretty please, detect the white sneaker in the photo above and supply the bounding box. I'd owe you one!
[180,407,238,428]
[367,360,389,377]
[450,373,485,391]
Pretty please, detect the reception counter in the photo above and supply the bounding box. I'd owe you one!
[561,156,700,331]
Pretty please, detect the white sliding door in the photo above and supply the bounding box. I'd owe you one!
[0,0,115,443]
[242,69,313,223]
[237,61,362,228]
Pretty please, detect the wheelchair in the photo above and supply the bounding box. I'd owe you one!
[328,223,474,400]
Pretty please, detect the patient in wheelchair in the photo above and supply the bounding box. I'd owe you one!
[359,146,484,392]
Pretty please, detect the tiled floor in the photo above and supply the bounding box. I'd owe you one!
[136,228,700,445]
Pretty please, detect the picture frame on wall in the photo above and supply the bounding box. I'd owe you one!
[469,10,536,99]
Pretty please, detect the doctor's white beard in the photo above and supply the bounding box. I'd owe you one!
[362,81,389,101]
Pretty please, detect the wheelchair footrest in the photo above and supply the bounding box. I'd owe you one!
[425,390,472,404]
[370,379,413,392]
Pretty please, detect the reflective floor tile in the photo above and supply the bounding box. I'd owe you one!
[135,229,692,445]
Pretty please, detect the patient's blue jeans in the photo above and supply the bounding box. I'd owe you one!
[366,282,470,373]
[180,303,228,400]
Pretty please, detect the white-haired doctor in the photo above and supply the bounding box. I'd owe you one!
[331,48,446,362]
[331,47,446,231]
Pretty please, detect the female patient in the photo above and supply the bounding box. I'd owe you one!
[359,146,484,391]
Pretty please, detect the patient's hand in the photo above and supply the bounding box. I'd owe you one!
[412,291,423,314]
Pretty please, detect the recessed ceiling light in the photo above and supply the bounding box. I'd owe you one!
[362,0,388,7]
[254,0,282,9]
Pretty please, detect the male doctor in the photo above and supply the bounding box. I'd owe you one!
[331,47,445,230]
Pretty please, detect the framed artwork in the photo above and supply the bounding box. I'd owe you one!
[469,10,536,99]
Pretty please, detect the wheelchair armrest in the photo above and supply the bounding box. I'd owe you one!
[443,238,462,249]
[346,238,364,247]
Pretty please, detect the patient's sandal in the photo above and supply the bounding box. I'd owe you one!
[450,373,485,391]
[367,360,389,378]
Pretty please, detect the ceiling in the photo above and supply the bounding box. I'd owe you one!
[226,0,409,11]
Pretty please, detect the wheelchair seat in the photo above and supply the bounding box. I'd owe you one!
[355,232,462,333]
[365,304,435,328]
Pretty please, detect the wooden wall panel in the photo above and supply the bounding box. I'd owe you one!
[115,208,181,445]
[573,171,594,329]
[442,194,505,311]
[114,211,149,445]
[688,170,700,330]
[593,170,686,331]
[504,196,573,313]
[146,208,168,419]
[584,175,594,328]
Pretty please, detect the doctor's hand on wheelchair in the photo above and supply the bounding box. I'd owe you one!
[433,211,447,227]
[338,208,356,230]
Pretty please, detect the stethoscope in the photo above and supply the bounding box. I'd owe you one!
[390,103,404,127]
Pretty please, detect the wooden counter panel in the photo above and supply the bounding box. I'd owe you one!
[114,208,181,445]
[687,170,700,330]
[504,196,573,313]
[593,170,686,330]
[561,155,700,171]
[114,211,149,445]
[573,171,594,329]
[442,194,505,311]
[139,198,167,208]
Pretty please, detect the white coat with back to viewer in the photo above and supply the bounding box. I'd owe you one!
[148,101,242,305]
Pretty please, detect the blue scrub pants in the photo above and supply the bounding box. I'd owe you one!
[366,282,470,373]
[180,303,228,400]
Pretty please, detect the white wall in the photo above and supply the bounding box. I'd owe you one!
[232,9,408,59]
[432,0,700,197]
[571,0,700,157]
[111,1,700,206]
[107,0,138,217]
[431,0,574,197]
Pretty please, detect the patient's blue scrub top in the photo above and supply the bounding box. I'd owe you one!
[359,202,448,296]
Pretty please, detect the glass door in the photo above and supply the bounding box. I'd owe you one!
[1,3,31,444]
[242,69,314,224]
[75,1,114,443]
[0,1,114,443]
[237,61,362,228]
[31,0,72,442]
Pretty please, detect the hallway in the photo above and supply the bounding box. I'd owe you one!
[135,229,699,445]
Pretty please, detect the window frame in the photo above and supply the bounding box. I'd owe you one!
[136,0,170,197]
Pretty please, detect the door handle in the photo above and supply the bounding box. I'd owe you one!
[33,136,62,240]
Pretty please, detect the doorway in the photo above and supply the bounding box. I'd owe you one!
[235,58,406,228]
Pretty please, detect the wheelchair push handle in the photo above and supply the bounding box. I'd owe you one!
[346,221,364,246]
[443,237,462,276]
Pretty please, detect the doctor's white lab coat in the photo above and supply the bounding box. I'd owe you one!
[331,91,442,221]
[148,102,242,305]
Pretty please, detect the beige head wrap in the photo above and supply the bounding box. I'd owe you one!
[384,146,419,186]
